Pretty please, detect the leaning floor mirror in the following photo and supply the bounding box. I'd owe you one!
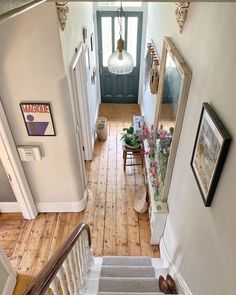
[154,37,192,202]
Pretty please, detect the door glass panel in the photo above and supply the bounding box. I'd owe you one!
[127,17,138,66]
[102,17,112,66]
[114,17,126,50]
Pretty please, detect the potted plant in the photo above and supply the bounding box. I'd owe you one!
[121,126,141,149]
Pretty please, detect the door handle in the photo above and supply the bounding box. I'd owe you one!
[99,67,103,75]
[7,174,12,182]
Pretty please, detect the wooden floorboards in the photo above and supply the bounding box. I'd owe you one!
[0,104,160,294]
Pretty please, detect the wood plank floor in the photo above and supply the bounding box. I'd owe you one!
[0,104,160,294]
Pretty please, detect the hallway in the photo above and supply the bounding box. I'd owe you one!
[0,104,159,294]
[84,103,159,257]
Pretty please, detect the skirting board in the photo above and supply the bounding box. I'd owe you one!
[160,237,192,295]
[0,202,20,212]
[36,189,88,213]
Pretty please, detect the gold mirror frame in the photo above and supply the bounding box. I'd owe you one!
[154,37,192,202]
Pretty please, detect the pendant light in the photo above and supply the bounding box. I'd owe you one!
[108,3,134,75]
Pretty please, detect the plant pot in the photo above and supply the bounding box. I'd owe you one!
[125,142,141,149]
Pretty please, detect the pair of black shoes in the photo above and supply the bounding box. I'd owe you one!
[159,274,177,294]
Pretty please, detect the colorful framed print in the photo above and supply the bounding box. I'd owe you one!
[191,103,231,207]
[20,103,56,136]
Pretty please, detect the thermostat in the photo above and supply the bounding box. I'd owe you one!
[17,145,42,161]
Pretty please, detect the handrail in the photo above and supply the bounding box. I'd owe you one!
[23,223,91,295]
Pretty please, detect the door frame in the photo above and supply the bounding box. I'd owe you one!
[0,98,38,219]
[96,10,143,104]
[0,248,16,295]
[71,43,93,162]
[93,2,147,105]
[70,43,89,196]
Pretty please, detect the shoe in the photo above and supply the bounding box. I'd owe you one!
[166,274,177,294]
[159,275,171,294]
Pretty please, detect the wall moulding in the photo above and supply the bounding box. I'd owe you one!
[175,2,190,33]
[56,1,69,30]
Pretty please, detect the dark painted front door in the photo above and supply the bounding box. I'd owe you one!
[97,11,143,103]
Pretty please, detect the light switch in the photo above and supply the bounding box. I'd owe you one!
[17,146,42,161]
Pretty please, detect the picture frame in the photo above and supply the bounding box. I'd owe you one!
[20,103,56,136]
[191,103,231,207]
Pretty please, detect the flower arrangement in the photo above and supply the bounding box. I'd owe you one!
[157,124,174,155]
[142,123,160,191]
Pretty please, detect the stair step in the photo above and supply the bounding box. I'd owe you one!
[102,256,152,266]
[98,277,159,293]
[100,266,155,278]
[97,293,163,295]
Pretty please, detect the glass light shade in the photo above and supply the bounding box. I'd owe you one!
[108,49,134,74]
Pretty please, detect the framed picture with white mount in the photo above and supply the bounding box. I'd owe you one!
[20,103,56,136]
[191,103,231,207]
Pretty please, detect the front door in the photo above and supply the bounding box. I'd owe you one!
[97,11,143,103]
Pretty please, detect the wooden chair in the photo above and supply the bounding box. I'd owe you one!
[122,144,143,171]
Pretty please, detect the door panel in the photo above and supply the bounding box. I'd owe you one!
[97,11,143,103]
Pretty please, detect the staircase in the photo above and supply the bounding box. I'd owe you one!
[83,256,183,294]
[23,224,184,295]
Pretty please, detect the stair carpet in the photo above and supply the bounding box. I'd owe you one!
[83,256,181,294]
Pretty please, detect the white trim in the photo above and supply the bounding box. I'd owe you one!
[93,100,100,146]
[160,237,192,295]
[71,44,93,161]
[0,248,16,295]
[36,189,88,213]
[93,9,101,105]
[138,3,147,105]
[0,98,38,219]
[0,202,20,212]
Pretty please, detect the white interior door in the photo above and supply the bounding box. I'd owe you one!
[71,44,93,161]
[0,98,38,219]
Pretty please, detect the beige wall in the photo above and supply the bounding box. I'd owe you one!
[144,3,236,294]
[59,2,99,143]
[0,3,84,203]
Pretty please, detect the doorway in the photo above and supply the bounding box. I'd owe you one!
[97,11,143,103]
[0,99,37,219]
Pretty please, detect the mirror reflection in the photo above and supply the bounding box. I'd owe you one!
[157,52,182,153]
[152,37,191,203]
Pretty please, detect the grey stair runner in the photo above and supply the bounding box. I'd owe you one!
[98,256,160,294]
[102,256,152,266]
[100,266,155,278]
[98,278,160,293]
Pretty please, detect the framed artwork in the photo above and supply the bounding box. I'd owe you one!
[20,103,56,136]
[191,103,231,206]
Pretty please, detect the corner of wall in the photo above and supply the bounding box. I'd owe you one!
[160,237,192,295]
[36,188,88,213]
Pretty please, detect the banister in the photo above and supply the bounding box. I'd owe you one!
[23,223,91,295]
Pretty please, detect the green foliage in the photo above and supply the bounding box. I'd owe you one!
[121,126,140,147]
